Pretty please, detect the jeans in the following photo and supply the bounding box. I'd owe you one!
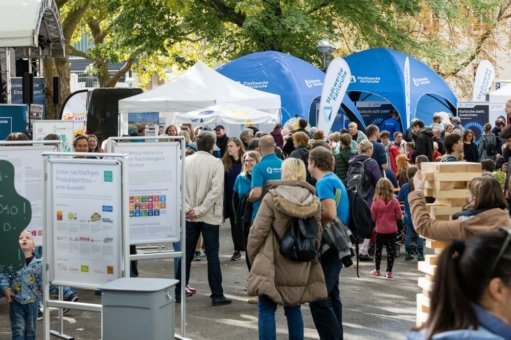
[175,221,224,299]
[310,255,343,340]
[10,300,38,340]
[34,246,77,299]
[258,295,303,340]
[173,241,181,279]
[405,222,424,255]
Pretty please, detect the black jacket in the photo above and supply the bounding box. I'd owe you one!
[415,127,434,161]
[216,134,229,156]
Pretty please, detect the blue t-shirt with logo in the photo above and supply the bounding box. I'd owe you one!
[316,172,349,225]
[251,154,283,221]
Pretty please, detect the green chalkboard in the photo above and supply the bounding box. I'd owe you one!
[0,160,32,274]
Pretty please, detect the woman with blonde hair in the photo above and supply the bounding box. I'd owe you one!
[396,154,410,187]
[179,130,191,146]
[248,158,326,339]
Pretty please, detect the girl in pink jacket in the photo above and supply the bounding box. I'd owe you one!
[370,178,403,278]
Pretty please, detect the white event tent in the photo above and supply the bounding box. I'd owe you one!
[175,103,274,125]
[488,84,511,124]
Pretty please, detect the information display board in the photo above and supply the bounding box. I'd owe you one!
[0,146,57,245]
[457,102,490,141]
[355,101,395,127]
[112,142,180,244]
[33,120,74,152]
[49,160,123,288]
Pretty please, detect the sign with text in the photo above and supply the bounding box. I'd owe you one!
[11,77,45,116]
[33,120,74,152]
[0,146,57,246]
[355,101,395,127]
[0,104,27,139]
[112,142,180,244]
[50,160,122,287]
[457,102,490,141]
[0,160,32,274]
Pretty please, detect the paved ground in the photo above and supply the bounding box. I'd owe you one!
[0,222,423,340]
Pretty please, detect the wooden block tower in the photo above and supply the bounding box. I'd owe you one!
[415,162,481,326]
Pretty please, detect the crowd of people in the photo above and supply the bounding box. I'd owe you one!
[4,106,511,339]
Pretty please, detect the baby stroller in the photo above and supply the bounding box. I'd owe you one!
[368,218,406,258]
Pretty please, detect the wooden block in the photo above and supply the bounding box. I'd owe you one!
[425,239,448,249]
[466,163,482,172]
[425,254,439,265]
[453,181,469,189]
[425,274,435,282]
[417,293,431,308]
[418,261,436,276]
[425,172,434,181]
[431,189,470,199]
[434,172,481,182]
[430,206,461,215]
[419,277,434,292]
[421,162,469,173]
[425,181,454,190]
[435,198,466,207]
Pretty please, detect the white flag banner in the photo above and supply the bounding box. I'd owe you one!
[472,60,495,101]
[404,57,411,127]
[318,58,351,134]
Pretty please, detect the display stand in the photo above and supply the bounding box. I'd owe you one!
[107,136,188,339]
[417,162,481,326]
[42,152,130,340]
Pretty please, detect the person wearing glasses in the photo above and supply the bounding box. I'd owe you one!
[406,229,511,339]
[410,173,511,242]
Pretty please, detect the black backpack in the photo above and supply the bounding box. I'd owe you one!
[346,158,372,199]
[483,135,496,156]
[348,191,375,242]
[272,217,318,262]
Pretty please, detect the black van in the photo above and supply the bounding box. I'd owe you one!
[85,88,143,144]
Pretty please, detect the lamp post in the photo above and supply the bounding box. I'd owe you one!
[316,39,335,71]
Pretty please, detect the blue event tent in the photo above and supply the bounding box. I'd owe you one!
[345,48,457,130]
[216,51,366,130]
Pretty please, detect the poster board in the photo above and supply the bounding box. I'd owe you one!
[490,103,505,128]
[0,145,58,245]
[48,159,124,288]
[0,104,27,139]
[457,102,490,141]
[33,120,74,152]
[111,141,180,244]
[355,101,394,127]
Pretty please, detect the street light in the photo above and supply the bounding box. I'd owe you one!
[316,39,336,71]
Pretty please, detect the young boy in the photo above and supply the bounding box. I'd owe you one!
[0,231,43,340]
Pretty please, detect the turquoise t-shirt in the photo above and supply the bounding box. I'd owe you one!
[251,154,282,221]
[316,172,349,225]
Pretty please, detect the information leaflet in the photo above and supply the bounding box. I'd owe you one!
[51,161,122,287]
[114,142,180,244]
[0,146,56,244]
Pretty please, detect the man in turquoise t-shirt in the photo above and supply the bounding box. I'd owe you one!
[248,135,282,221]
[307,146,348,340]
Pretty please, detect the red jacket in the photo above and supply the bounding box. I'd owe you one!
[388,145,401,174]
[370,197,402,234]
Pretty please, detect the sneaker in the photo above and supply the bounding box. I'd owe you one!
[230,251,241,261]
[359,254,373,262]
[37,309,43,321]
[63,294,78,314]
[186,285,197,294]
[404,253,414,261]
[193,252,201,261]
[417,254,425,261]
[386,272,393,278]
[370,269,381,276]
[212,296,232,306]
[247,296,258,304]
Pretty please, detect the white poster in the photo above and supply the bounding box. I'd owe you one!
[473,60,495,101]
[0,146,56,245]
[51,161,122,287]
[33,120,74,152]
[113,142,180,244]
[318,58,351,134]
[490,103,506,128]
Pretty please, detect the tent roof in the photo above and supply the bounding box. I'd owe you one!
[345,48,457,129]
[0,0,65,57]
[216,51,365,128]
[118,61,281,114]
[489,83,511,102]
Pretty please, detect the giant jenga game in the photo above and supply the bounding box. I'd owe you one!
[415,162,481,326]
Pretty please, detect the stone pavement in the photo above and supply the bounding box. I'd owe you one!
[0,222,423,339]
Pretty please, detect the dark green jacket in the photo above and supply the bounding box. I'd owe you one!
[335,147,356,183]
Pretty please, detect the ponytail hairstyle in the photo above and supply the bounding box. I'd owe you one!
[419,230,511,338]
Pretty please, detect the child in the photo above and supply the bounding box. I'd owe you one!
[370,178,403,278]
[0,231,43,340]
[397,166,424,261]
[406,142,415,164]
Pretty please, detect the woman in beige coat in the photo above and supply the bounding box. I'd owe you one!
[247,158,327,340]
[410,172,511,242]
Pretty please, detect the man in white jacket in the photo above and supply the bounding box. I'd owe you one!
[175,131,232,306]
